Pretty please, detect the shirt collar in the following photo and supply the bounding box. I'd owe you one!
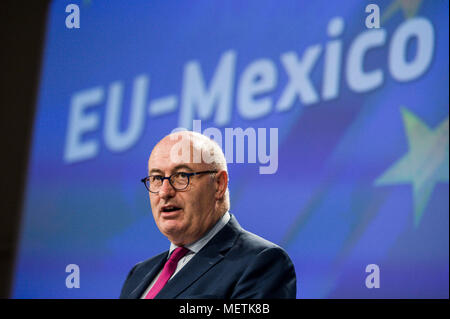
[169,211,231,255]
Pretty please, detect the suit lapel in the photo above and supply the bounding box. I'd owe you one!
[128,251,168,299]
[155,215,242,299]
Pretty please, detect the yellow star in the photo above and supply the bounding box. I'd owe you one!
[375,107,449,227]
[381,0,424,24]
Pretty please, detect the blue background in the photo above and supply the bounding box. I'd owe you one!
[13,0,449,298]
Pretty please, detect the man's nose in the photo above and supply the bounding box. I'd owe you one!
[158,178,176,199]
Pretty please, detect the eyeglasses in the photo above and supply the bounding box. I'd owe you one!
[141,170,218,193]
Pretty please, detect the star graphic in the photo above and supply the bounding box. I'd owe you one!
[375,107,449,227]
[381,0,423,24]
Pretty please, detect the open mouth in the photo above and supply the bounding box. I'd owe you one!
[161,205,182,213]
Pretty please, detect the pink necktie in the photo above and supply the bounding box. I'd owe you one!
[144,246,189,299]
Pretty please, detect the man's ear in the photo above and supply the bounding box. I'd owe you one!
[215,170,228,200]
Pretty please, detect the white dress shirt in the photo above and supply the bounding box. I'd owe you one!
[141,211,231,298]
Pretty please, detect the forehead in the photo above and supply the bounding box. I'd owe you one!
[147,135,206,172]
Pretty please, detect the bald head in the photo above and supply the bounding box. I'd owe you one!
[151,131,227,172]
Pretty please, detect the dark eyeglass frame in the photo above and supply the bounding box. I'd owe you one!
[141,170,218,193]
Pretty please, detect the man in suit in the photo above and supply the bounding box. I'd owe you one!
[120,131,297,299]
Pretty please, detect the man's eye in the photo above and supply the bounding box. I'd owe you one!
[150,176,163,182]
[176,172,189,178]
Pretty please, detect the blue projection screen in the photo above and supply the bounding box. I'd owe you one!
[13,0,448,298]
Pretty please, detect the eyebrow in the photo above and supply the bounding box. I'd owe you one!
[148,164,194,175]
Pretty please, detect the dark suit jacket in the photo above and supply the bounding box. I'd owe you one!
[120,214,297,299]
